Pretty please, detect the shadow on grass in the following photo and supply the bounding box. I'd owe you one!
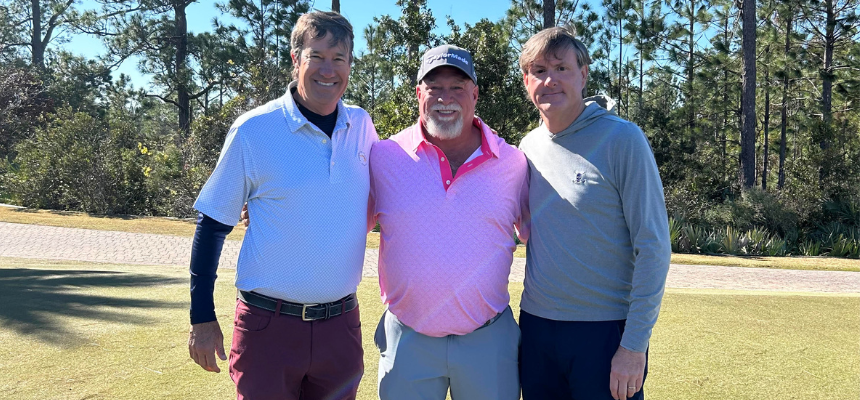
[0,268,185,345]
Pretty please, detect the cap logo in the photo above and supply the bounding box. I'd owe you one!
[426,53,470,66]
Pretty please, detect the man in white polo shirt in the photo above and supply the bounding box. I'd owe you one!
[186,11,378,400]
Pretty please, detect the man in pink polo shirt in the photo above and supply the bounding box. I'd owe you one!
[369,45,529,400]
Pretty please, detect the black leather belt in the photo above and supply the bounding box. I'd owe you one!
[238,290,358,321]
[476,306,507,330]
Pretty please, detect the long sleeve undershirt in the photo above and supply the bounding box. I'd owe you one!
[189,95,336,324]
[189,212,234,324]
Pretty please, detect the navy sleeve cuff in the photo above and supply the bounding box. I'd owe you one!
[189,212,234,324]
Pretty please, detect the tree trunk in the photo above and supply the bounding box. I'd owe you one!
[821,0,834,124]
[778,14,792,190]
[638,36,643,119]
[618,9,624,105]
[30,0,44,71]
[686,4,695,135]
[762,48,770,190]
[332,0,340,13]
[740,0,757,188]
[543,0,555,29]
[624,61,630,118]
[174,1,190,135]
[721,12,729,181]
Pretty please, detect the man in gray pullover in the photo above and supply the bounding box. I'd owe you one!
[517,26,671,400]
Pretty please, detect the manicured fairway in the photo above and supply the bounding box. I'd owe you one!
[0,257,857,399]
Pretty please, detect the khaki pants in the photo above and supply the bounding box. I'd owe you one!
[374,306,520,400]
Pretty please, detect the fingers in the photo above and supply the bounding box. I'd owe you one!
[188,322,225,373]
[190,341,221,372]
[610,376,639,400]
[203,351,221,373]
[241,203,249,227]
[626,382,638,399]
[216,337,228,361]
[610,346,646,398]
[610,377,622,400]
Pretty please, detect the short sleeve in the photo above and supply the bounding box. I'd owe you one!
[193,125,253,226]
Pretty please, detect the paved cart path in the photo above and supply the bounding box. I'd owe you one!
[1,222,858,293]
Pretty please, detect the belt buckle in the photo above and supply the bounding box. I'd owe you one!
[301,304,318,321]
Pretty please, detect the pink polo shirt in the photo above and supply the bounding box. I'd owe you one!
[369,117,529,337]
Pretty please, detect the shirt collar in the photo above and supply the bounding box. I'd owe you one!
[281,80,351,134]
[405,116,500,157]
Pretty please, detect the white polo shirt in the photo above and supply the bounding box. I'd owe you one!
[194,81,379,303]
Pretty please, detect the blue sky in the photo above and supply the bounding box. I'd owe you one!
[68,0,512,88]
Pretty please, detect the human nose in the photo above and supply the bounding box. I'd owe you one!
[436,89,453,104]
[543,72,557,87]
[318,60,335,78]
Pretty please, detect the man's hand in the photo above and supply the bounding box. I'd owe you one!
[240,203,249,227]
[609,345,646,399]
[188,320,227,373]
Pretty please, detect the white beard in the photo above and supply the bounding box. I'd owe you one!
[425,105,464,140]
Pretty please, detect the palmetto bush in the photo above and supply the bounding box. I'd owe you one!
[669,217,683,252]
[798,240,822,256]
[762,236,788,256]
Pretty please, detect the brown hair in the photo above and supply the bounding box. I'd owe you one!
[290,11,355,79]
[519,25,591,74]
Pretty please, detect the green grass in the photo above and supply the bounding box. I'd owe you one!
[670,253,860,272]
[4,207,860,272]
[0,257,857,399]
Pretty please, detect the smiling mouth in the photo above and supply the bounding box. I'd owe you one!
[316,81,336,87]
[434,110,459,119]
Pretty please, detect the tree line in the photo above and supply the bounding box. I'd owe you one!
[0,0,858,257]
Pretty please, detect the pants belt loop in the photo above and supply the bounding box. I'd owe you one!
[274,299,283,318]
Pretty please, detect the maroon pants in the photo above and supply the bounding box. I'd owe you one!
[229,299,363,400]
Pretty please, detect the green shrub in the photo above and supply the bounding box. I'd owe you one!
[719,226,741,255]
[4,108,150,214]
[700,229,723,254]
[680,223,707,253]
[669,216,682,252]
[763,236,788,256]
[824,197,860,228]
[798,240,822,257]
[742,228,770,256]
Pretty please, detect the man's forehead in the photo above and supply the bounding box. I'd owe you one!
[302,33,349,53]
[531,49,576,65]
[422,66,471,83]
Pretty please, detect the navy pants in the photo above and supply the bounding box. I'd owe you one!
[519,311,647,400]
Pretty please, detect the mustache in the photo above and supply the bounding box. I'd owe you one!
[430,104,462,112]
